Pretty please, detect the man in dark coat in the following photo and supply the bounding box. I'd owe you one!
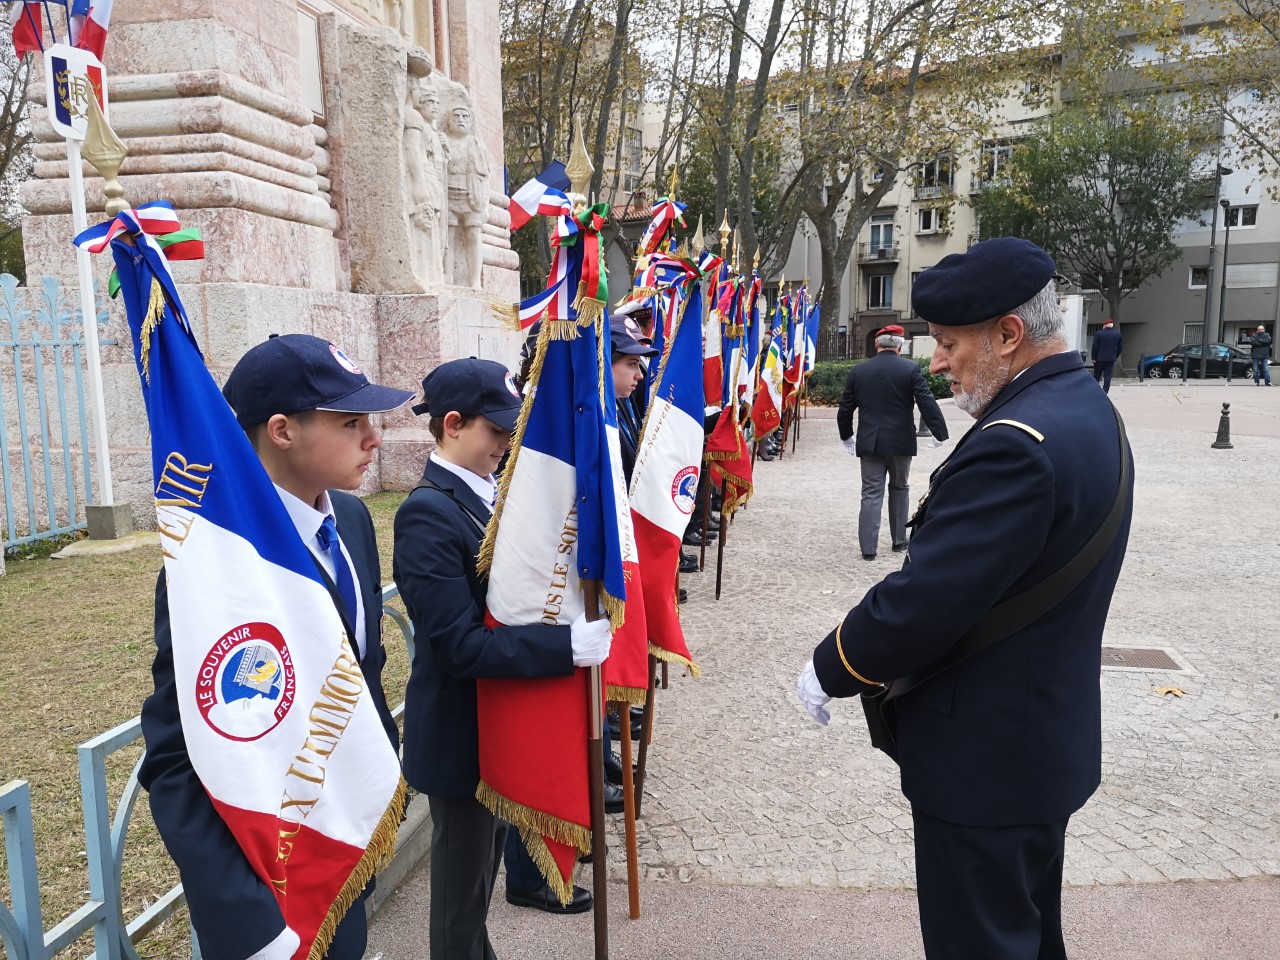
[797,238,1133,960]
[837,324,948,560]
[1090,319,1123,392]
[1249,324,1272,385]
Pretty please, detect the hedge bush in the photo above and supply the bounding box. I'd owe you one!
[807,357,952,405]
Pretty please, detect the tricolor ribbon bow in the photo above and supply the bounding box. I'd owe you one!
[552,203,610,324]
[639,196,687,256]
[72,200,206,297]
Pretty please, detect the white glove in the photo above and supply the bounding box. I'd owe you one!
[928,436,944,449]
[570,612,613,667]
[796,660,831,726]
[841,437,857,456]
[248,928,301,960]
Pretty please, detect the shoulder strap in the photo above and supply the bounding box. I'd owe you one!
[415,478,488,538]
[890,405,1131,700]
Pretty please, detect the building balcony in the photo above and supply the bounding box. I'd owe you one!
[913,183,952,200]
[858,241,900,263]
[970,173,1011,194]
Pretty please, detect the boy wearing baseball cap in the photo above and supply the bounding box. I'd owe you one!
[393,357,611,957]
[139,334,414,960]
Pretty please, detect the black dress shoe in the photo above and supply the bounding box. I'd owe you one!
[506,883,593,914]
[604,750,639,786]
[679,553,699,573]
[892,542,908,553]
[758,450,776,461]
[682,529,717,547]
[862,553,876,561]
[607,711,643,742]
[678,588,688,604]
[605,781,625,814]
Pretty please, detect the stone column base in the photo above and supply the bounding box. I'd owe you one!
[86,503,136,541]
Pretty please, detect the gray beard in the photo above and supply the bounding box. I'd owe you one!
[949,337,1010,418]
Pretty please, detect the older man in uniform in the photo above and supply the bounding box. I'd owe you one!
[796,238,1133,960]
[837,323,948,560]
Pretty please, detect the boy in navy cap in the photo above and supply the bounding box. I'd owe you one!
[139,334,414,960]
[393,357,611,957]
[798,238,1133,960]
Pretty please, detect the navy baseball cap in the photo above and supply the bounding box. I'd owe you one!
[411,357,523,431]
[609,318,659,358]
[911,237,1057,327]
[223,334,414,428]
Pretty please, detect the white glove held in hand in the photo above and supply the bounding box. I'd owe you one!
[842,437,857,456]
[796,660,832,726]
[570,612,613,667]
[928,436,944,449]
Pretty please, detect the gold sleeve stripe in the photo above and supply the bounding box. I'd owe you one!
[982,419,1044,442]
[835,623,882,686]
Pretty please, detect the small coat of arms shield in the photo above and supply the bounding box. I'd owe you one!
[44,43,108,141]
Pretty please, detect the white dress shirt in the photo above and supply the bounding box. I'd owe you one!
[430,454,497,509]
[274,484,366,658]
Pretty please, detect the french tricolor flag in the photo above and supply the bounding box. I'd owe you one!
[476,233,634,903]
[97,202,404,960]
[70,0,112,59]
[507,160,572,231]
[629,284,704,675]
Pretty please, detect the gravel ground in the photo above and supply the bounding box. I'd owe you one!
[369,381,1280,959]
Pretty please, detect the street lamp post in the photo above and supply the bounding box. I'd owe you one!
[1219,199,1233,381]
[1196,164,1233,380]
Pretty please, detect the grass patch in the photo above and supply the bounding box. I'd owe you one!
[0,492,411,958]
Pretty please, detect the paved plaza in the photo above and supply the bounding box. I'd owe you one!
[369,381,1280,959]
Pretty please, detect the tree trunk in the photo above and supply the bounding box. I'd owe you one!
[715,0,752,229]
[590,0,635,199]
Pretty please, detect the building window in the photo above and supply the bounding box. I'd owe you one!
[869,213,894,252]
[917,207,947,235]
[979,140,1016,186]
[1023,77,1044,100]
[1225,205,1258,228]
[1183,323,1204,343]
[868,274,893,309]
[915,155,953,198]
[1189,266,1209,288]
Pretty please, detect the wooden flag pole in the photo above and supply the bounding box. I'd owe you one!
[583,581,609,960]
[617,703,641,919]
[714,478,728,600]
[697,467,711,571]
[634,655,657,817]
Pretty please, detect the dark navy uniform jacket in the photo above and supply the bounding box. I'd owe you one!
[837,350,949,456]
[393,457,573,798]
[1091,326,1123,363]
[138,491,397,960]
[814,351,1133,828]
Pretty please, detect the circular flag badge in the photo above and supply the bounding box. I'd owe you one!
[329,343,363,375]
[670,465,699,514]
[196,622,296,742]
[505,372,521,398]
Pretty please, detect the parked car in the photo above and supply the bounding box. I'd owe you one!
[1138,354,1165,378]
[1152,343,1254,379]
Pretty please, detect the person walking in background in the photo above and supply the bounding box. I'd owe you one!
[1091,319,1123,393]
[837,324,948,561]
[1249,325,1272,385]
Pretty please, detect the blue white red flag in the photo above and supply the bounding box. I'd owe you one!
[70,0,110,58]
[805,303,821,374]
[79,207,404,960]
[507,160,572,230]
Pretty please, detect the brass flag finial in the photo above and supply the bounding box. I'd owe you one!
[82,93,128,216]
[718,210,731,259]
[565,116,594,204]
[667,165,680,197]
[691,213,705,258]
[754,246,761,270]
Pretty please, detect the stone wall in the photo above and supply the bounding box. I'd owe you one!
[17,1,521,529]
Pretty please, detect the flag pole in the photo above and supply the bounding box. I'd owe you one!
[616,701,641,918]
[634,654,657,817]
[714,477,728,600]
[697,470,710,571]
[584,584,609,960]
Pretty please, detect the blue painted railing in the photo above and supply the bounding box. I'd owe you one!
[0,274,112,550]
[0,586,415,960]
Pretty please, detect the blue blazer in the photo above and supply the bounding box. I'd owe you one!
[393,458,574,798]
[837,350,948,456]
[138,491,396,960]
[814,351,1133,827]
[1091,326,1123,363]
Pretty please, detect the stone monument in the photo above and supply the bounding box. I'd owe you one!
[20,0,521,519]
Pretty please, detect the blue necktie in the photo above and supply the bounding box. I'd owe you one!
[317,515,358,633]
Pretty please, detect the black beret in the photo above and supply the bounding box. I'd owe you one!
[911,237,1056,327]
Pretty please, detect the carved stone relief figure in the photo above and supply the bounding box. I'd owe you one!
[403,73,448,285]
[443,98,490,289]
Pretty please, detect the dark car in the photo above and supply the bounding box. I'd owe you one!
[1153,343,1253,379]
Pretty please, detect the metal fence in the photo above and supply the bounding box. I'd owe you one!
[0,587,416,960]
[0,274,111,550]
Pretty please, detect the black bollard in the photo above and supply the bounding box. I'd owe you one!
[917,415,930,437]
[1211,402,1233,449]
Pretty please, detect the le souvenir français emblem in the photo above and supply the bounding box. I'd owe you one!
[504,372,520,398]
[670,465,699,514]
[329,343,363,375]
[196,622,297,742]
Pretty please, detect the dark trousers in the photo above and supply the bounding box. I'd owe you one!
[427,794,508,960]
[858,454,911,556]
[1253,357,1272,384]
[1093,360,1116,392]
[913,808,1069,960]
[325,894,369,960]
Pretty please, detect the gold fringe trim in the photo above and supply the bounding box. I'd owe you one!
[475,780,589,906]
[138,277,168,383]
[703,448,739,463]
[649,642,701,680]
[626,286,658,302]
[601,587,626,634]
[607,684,647,707]
[545,319,580,341]
[307,777,408,960]
[477,318,554,577]
[490,299,521,331]
[721,477,755,516]
[572,281,606,329]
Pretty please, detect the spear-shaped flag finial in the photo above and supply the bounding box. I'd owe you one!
[565,115,594,207]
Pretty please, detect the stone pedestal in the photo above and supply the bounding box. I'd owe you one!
[87,503,135,540]
[17,1,520,522]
